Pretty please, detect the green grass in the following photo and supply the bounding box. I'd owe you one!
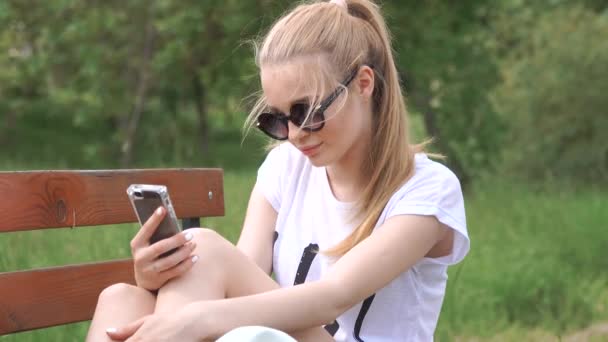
[436,179,608,340]
[2,134,607,340]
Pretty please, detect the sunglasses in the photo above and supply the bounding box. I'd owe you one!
[256,68,359,140]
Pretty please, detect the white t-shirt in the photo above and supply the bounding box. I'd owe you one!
[256,143,469,342]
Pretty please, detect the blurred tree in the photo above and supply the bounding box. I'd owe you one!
[0,0,270,167]
[152,0,264,155]
[386,1,503,186]
[491,3,608,181]
[1,0,604,183]
[0,0,160,165]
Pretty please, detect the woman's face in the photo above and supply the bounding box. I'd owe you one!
[260,59,374,168]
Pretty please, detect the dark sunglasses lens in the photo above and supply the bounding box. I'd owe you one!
[257,113,287,139]
[290,103,324,130]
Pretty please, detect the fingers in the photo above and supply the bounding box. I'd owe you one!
[132,229,198,290]
[130,207,166,251]
[140,229,195,261]
[106,315,148,341]
[151,241,197,273]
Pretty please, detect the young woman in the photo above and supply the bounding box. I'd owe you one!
[87,0,469,341]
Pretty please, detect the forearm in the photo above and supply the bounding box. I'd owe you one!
[189,280,345,340]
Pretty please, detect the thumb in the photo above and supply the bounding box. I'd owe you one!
[105,315,148,341]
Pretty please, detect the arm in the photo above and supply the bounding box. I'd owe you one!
[236,184,277,275]
[189,214,448,339]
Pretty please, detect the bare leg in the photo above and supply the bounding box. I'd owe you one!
[155,228,333,341]
[86,283,156,342]
[154,228,277,312]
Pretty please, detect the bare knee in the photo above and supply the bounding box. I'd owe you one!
[180,228,237,283]
[189,227,223,244]
[98,283,152,304]
[155,229,232,306]
[89,283,155,340]
[189,228,232,258]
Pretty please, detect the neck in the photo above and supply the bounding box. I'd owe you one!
[325,134,371,202]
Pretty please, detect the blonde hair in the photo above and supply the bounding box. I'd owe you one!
[245,0,425,256]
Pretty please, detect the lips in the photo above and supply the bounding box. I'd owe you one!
[298,143,322,156]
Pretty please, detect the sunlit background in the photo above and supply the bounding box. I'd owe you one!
[1,1,607,341]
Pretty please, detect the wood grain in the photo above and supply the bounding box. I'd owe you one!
[0,169,224,233]
[0,259,135,335]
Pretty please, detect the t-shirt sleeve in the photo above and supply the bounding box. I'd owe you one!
[383,161,469,265]
[255,145,285,212]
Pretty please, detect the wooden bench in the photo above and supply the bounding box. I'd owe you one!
[0,169,224,335]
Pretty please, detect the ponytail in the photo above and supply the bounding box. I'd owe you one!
[247,0,423,256]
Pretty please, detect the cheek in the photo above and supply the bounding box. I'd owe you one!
[321,104,364,146]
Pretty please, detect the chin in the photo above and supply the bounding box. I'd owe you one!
[306,152,330,167]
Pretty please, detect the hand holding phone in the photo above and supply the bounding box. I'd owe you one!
[127,184,182,247]
[127,184,199,290]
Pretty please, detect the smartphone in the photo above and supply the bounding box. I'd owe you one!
[127,184,182,257]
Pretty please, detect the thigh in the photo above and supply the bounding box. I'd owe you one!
[155,229,332,342]
[155,228,279,313]
[86,283,156,342]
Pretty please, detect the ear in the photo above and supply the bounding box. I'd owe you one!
[355,65,375,100]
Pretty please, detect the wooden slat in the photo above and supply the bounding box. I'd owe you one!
[0,169,224,233]
[0,259,135,335]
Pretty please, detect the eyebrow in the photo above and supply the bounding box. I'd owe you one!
[267,97,311,112]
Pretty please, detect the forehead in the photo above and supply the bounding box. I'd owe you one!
[260,59,329,110]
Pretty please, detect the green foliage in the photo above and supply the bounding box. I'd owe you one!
[0,1,269,167]
[492,4,608,181]
[386,1,505,183]
[1,0,603,184]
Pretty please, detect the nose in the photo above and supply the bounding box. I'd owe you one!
[287,121,310,142]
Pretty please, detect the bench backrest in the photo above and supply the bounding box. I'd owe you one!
[0,169,224,335]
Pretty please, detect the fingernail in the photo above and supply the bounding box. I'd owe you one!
[106,327,117,334]
[183,231,193,241]
[191,255,199,263]
[156,207,164,215]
